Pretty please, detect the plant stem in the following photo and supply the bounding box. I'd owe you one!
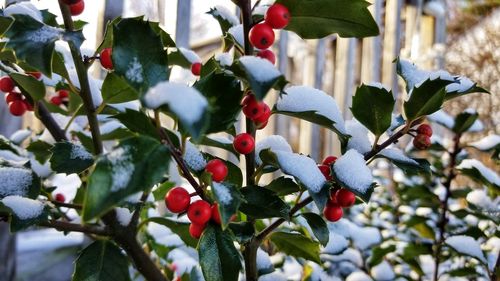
[433,133,461,281]
[58,1,103,155]
[39,220,111,236]
[364,123,412,161]
[50,201,82,210]
[37,102,67,141]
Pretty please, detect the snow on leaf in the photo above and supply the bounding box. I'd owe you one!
[178,47,201,64]
[274,151,326,193]
[457,159,500,187]
[370,261,395,281]
[107,147,134,192]
[215,53,233,67]
[345,119,371,154]
[333,149,374,201]
[379,148,419,166]
[238,56,281,83]
[397,59,454,92]
[445,235,487,264]
[183,141,207,172]
[115,207,132,226]
[228,25,244,46]
[9,129,31,144]
[212,182,232,204]
[322,232,349,255]
[255,135,292,165]
[277,85,347,134]
[211,5,239,26]
[26,25,63,43]
[70,144,93,160]
[125,57,144,83]
[446,76,474,93]
[0,167,33,198]
[469,135,500,151]
[1,195,44,220]
[466,189,497,211]
[3,2,43,22]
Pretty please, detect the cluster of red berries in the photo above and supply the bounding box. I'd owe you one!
[61,0,85,16]
[413,124,432,150]
[0,75,34,116]
[49,89,70,107]
[241,93,272,129]
[100,48,114,70]
[250,3,290,64]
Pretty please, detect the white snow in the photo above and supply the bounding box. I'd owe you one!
[322,232,349,254]
[107,147,134,192]
[17,229,83,253]
[255,135,292,165]
[10,129,31,144]
[0,150,26,163]
[228,24,244,46]
[212,5,239,26]
[143,81,208,126]
[428,110,454,129]
[215,53,233,67]
[67,69,103,109]
[333,150,373,195]
[350,225,382,250]
[178,47,201,64]
[446,76,474,93]
[257,248,273,271]
[125,57,144,83]
[366,82,390,92]
[108,100,141,112]
[346,271,374,281]
[274,151,326,193]
[371,260,395,281]
[329,248,363,267]
[115,207,132,226]
[457,159,500,186]
[1,196,44,219]
[4,2,43,22]
[167,248,199,275]
[183,141,207,172]
[212,182,232,204]
[99,120,126,135]
[398,59,454,90]
[29,157,52,178]
[238,56,281,82]
[379,148,418,165]
[445,235,487,263]
[466,189,498,211]
[0,167,32,198]
[70,144,93,160]
[469,135,500,150]
[259,271,287,281]
[26,25,62,43]
[277,86,346,134]
[345,119,371,154]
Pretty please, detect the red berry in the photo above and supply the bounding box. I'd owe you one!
[322,156,338,166]
[253,103,271,124]
[205,159,228,182]
[8,100,27,116]
[61,0,82,4]
[26,71,42,79]
[54,193,65,202]
[241,93,256,106]
[265,4,291,29]
[242,99,264,120]
[50,96,63,106]
[23,100,33,111]
[187,200,212,225]
[58,90,70,99]
[189,223,206,239]
[335,189,356,208]
[323,203,343,222]
[249,23,275,49]
[256,120,268,130]
[191,62,202,76]
[100,48,113,70]
[211,204,221,225]
[233,133,255,154]
[5,92,22,104]
[256,49,276,65]
[413,134,431,150]
[165,187,191,213]
[0,76,15,92]
[318,164,333,181]
[69,0,85,16]
[416,124,433,137]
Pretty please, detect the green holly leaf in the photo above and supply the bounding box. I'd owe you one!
[452,111,479,134]
[207,6,239,34]
[351,84,394,136]
[211,181,242,229]
[300,212,329,246]
[0,136,19,155]
[101,73,140,104]
[403,78,453,122]
[374,148,431,175]
[82,136,170,221]
[73,240,131,281]
[198,224,242,281]
[112,17,168,93]
[152,181,175,202]
[26,140,53,163]
[265,176,301,196]
[228,222,254,244]
[9,73,45,101]
[368,244,397,267]
[240,186,290,219]
[197,136,239,158]
[111,109,159,140]
[445,84,489,101]
[269,231,321,263]
[276,0,379,39]
[49,142,94,174]
[0,196,48,232]
[194,72,244,134]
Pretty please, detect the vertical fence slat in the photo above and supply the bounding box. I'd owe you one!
[175,0,191,48]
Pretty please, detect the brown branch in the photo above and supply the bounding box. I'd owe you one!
[39,220,111,236]
[363,122,417,161]
[129,191,150,229]
[50,201,83,210]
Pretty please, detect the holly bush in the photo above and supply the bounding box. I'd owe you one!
[0,1,497,281]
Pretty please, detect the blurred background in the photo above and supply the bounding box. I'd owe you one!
[0,0,498,280]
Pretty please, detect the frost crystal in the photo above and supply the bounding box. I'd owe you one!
[255,135,292,165]
[27,26,62,43]
[333,149,373,194]
[277,86,346,134]
[70,144,93,160]
[0,167,32,198]
[183,141,207,172]
[238,56,281,83]
[274,151,326,193]
[212,182,232,204]
[1,196,44,219]
[125,57,144,83]
[108,147,134,192]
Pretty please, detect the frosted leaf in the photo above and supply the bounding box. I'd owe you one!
[9,129,31,144]
[256,248,273,272]
[398,59,454,90]
[446,76,474,93]
[457,159,500,186]
[215,53,233,67]
[143,81,208,126]
[4,2,43,22]
[370,261,395,281]
[349,225,381,250]
[108,147,134,192]
[379,148,418,165]
[238,56,281,83]
[0,167,33,198]
[333,149,373,196]
[115,207,132,226]
[255,135,292,165]
[274,151,326,193]
[277,85,346,134]
[469,135,500,150]
[346,120,371,154]
[228,25,244,46]
[330,248,363,267]
[1,196,44,219]
[445,235,487,263]
[125,57,144,83]
[99,121,126,135]
[428,110,454,129]
[466,189,497,211]
[178,47,201,63]
[212,5,239,26]
[183,141,207,172]
[212,182,232,204]
[70,144,93,160]
[27,25,63,43]
[322,232,349,255]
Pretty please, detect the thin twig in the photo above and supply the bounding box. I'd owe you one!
[39,220,111,236]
